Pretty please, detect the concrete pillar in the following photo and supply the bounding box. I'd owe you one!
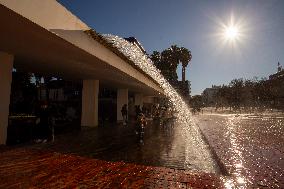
[0,52,13,145]
[143,96,155,104]
[135,93,143,108]
[117,89,128,121]
[81,80,99,127]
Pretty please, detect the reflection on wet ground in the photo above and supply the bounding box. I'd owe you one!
[197,114,284,188]
[0,148,226,188]
[1,114,283,188]
[31,120,220,173]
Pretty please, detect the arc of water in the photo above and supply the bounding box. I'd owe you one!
[102,34,216,171]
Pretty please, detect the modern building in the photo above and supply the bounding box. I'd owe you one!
[0,0,164,144]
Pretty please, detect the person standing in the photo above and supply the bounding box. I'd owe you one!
[35,101,50,143]
[136,112,147,143]
[121,104,128,125]
[135,105,142,120]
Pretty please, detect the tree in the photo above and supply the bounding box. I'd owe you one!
[150,51,161,67]
[161,47,179,82]
[179,47,192,82]
[243,79,256,110]
[190,95,203,114]
[229,78,244,110]
[151,45,192,83]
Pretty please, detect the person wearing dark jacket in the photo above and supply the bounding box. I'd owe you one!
[35,101,50,143]
[121,104,128,125]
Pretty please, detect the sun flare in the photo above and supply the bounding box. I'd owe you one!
[224,25,239,40]
[216,14,247,48]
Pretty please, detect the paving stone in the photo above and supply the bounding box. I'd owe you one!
[0,148,225,188]
[1,114,282,188]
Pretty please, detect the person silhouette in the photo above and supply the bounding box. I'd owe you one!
[121,104,128,125]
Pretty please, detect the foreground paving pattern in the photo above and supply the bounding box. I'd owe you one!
[197,114,284,188]
[3,115,282,188]
[0,148,227,188]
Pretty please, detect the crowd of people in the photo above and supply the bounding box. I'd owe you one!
[121,103,176,143]
[34,102,176,144]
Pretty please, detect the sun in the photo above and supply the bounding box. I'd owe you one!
[213,13,248,51]
[217,14,245,44]
[224,25,239,40]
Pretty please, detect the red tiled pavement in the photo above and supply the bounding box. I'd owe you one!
[0,148,227,189]
[197,114,284,188]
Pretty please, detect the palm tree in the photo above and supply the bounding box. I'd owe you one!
[170,45,180,67]
[151,45,192,84]
[161,48,178,82]
[161,45,183,83]
[179,47,192,82]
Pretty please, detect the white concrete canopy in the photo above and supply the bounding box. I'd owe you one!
[0,0,163,96]
[117,89,128,121]
[0,0,164,144]
[81,80,99,127]
[0,52,13,144]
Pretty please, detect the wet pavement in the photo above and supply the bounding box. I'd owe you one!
[196,114,284,188]
[30,120,219,173]
[1,114,283,188]
[0,148,226,188]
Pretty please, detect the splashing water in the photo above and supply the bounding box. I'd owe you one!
[102,34,218,172]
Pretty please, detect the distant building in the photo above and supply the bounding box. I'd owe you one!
[268,62,284,109]
[269,62,284,80]
[38,80,82,102]
[202,85,221,106]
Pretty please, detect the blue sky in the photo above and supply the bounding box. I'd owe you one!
[58,0,284,95]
